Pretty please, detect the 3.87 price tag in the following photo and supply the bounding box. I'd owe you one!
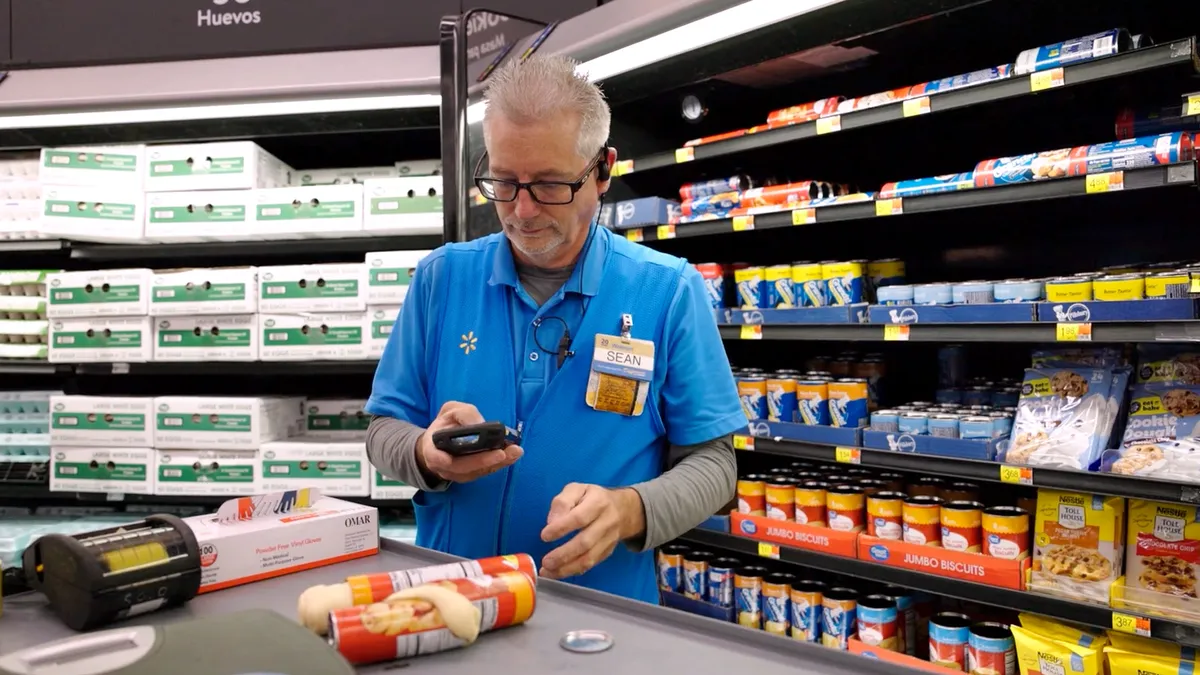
[1111,612,1151,637]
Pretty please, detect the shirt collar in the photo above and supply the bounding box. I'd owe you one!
[489,223,607,297]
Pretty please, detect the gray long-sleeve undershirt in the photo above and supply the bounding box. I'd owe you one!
[366,260,737,552]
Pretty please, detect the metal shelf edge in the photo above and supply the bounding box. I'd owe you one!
[718,319,1200,343]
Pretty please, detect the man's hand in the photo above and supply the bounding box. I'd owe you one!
[417,401,523,484]
[539,483,645,580]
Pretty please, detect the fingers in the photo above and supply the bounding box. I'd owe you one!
[542,537,617,580]
[424,444,524,483]
[544,483,589,529]
[541,497,621,580]
[432,401,485,429]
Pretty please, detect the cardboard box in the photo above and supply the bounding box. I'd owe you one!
[183,493,378,593]
[144,190,256,242]
[49,317,153,363]
[259,313,367,361]
[371,470,417,500]
[143,142,292,192]
[153,396,300,451]
[153,314,259,362]
[40,145,145,187]
[50,447,156,494]
[155,449,259,496]
[50,395,155,447]
[258,263,365,313]
[395,160,442,177]
[47,269,153,318]
[294,166,397,186]
[304,399,368,440]
[366,305,400,360]
[364,250,428,305]
[259,439,370,496]
[252,184,364,240]
[0,198,41,242]
[40,186,145,243]
[362,177,442,235]
[0,391,62,415]
[149,267,257,316]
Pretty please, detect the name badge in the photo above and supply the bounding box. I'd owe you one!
[585,333,655,416]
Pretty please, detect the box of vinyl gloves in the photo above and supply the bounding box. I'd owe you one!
[153,315,259,362]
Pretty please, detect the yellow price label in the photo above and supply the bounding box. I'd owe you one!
[624,228,644,243]
[835,447,861,464]
[875,198,903,217]
[1187,94,1200,117]
[1030,67,1065,92]
[884,324,910,341]
[739,324,763,340]
[732,215,755,232]
[1191,276,1200,294]
[999,465,1033,485]
[1056,322,1092,342]
[816,115,842,135]
[1111,612,1151,637]
[733,435,755,451]
[471,192,488,206]
[1085,171,1124,194]
[656,224,676,240]
[792,208,816,225]
[674,147,695,163]
[903,96,931,117]
[757,542,780,560]
[611,159,635,177]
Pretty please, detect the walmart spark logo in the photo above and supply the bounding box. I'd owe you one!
[460,331,478,355]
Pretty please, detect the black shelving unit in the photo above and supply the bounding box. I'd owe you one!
[717,320,1200,343]
[70,361,381,376]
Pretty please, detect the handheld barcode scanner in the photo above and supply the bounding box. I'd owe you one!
[432,422,521,456]
[21,514,202,631]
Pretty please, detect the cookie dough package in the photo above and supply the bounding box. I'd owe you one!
[1116,500,1200,622]
[1031,490,1126,604]
[1106,384,1200,483]
[1033,347,1125,370]
[1011,624,1102,675]
[1136,345,1200,385]
[1007,367,1121,470]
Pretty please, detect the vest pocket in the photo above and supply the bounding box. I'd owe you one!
[411,489,453,551]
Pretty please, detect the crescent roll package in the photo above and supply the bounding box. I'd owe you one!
[1006,366,1128,471]
[1031,490,1126,604]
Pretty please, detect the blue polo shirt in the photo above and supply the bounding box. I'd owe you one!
[366,224,744,602]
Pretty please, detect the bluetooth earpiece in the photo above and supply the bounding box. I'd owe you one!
[596,146,614,182]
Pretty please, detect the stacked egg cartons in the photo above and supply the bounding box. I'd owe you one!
[0,271,53,360]
[0,155,43,240]
[0,390,58,508]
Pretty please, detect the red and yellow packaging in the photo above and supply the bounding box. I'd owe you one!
[766,97,841,125]
[828,485,866,533]
[982,506,1029,560]
[867,491,905,540]
[902,496,942,547]
[343,555,535,607]
[330,572,536,664]
[1120,500,1200,622]
[766,477,797,521]
[1031,490,1125,604]
[737,475,766,516]
[794,480,828,527]
[941,501,983,553]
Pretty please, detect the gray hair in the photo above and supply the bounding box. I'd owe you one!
[482,54,611,160]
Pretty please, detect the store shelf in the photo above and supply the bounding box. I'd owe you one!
[719,319,1200,343]
[618,39,1198,175]
[628,161,1198,243]
[0,362,71,375]
[71,361,381,376]
[0,240,68,254]
[69,235,443,264]
[0,483,412,508]
[680,528,1200,645]
[742,437,1200,505]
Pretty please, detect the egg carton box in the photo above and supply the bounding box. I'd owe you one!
[258,263,365,313]
[372,470,417,500]
[0,295,46,321]
[0,198,43,241]
[364,249,429,305]
[366,305,399,360]
[154,449,259,496]
[395,160,442,177]
[50,395,155,447]
[0,157,40,182]
[50,447,156,494]
[144,190,257,243]
[258,313,367,361]
[144,141,291,192]
[152,396,300,451]
[153,314,259,362]
[0,270,52,297]
[47,269,152,318]
[304,399,369,440]
[0,319,48,349]
[0,391,62,415]
[251,184,364,240]
[40,145,145,188]
[149,267,257,316]
[259,438,370,497]
[362,177,442,235]
[48,317,153,363]
[293,166,398,186]
[40,185,145,243]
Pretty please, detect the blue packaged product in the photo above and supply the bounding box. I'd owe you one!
[792,262,826,308]
[1014,29,1127,75]
[898,412,930,435]
[1073,132,1194,175]
[879,173,975,200]
[767,375,799,424]
[988,412,1013,438]
[737,376,769,421]
[911,65,1012,95]
[936,388,964,404]
[734,267,767,310]
[871,410,901,432]
[821,589,858,650]
[959,416,994,440]
[993,388,1021,408]
[952,282,995,305]
[993,279,1044,302]
[765,264,796,308]
[790,581,825,643]
[928,414,960,439]
[680,191,740,217]
[914,283,953,305]
[1007,366,1119,469]
[867,259,906,290]
[1116,106,1200,141]
[822,261,865,306]
[963,386,992,407]
[876,285,914,306]
[829,379,869,429]
[707,558,739,608]
[680,176,753,201]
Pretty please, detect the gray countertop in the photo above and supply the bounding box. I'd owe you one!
[0,539,912,674]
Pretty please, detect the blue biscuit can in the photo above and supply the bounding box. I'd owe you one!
[821,588,859,650]
[988,412,1013,438]
[796,380,832,426]
[929,612,973,670]
[737,377,768,421]
[912,65,1012,95]
[928,414,960,439]
[951,281,995,305]
[734,266,767,310]
[792,262,826,308]
[1076,132,1193,174]
[657,545,688,592]
[821,261,865,306]
[1014,29,1126,75]
[695,263,725,309]
[735,566,767,628]
[790,581,826,643]
[828,379,869,429]
[706,557,740,608]
[913,283,952,305]
[876,285,914,306]
[767,376,799,423]
[898,412,929,435]
[993,279,1044,303]
[765,264,796,308]
[967,622,1016,675]
[879,173,975,200]
[867,259,906,290]
[870,409,901,432]
[959,416,994,440]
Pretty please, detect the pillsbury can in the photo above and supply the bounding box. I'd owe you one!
[657,544,688,592]
[790,580,826,643]
[828,378,869,428]
[1014,29,1128,75]
[737,376,768,421]
[766,264,796,308]
[706,557,740,608]
[763,573,795,636]
[767,375,798,423]
[682,551,713,600]
[821,587,859,650]
[898,412,929,435]
[735,266,767,309]
[735,566,768,628]
[695,262,725,309]
[792,262,826,308]
[959,416,994,440]
[870,409,901,432]
[928,413,961,438]
[796,380,832,426]
[821,260,865,306]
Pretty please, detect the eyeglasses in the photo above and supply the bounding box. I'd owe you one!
[474,151,603,206]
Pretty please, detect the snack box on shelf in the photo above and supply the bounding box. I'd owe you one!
[603,198,680,230]
[861,430,1004,461]
[746,420,862,448]
[868,303,1039,324]
[857,534,1029,590]
[661,591,736,623]
[730,511,859,558]
[1037,299,1200,322]
[720,305,870,325]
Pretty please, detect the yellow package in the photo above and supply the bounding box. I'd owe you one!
[1013,625,1102,675]
[1106,647,1196,675]
[1032,490,1126,603]
[1018,613,1109,649]
[1106,632,1199,661]
[1124,500,1200,622]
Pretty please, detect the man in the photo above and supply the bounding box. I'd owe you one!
[365,53,745,603]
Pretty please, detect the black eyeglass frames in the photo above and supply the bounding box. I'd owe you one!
[474,151,604,206]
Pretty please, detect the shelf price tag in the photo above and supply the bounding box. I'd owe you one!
[1000,465,1033,486]
[1191,276,1200,294]
[674,147,695,163]
[757,542,780,560]
[792,208,816,225]
[732,215,755,232]
[105,492,126,502]
[875,198,903,217]
[625,228,644,243]
[733,435,755,451]
[1188,94,1200,117]
[1030,67,1065,92]
[816,115,842,135]
[1085,171,1124,194]
[740,325,763,340]
[656,224,676,240]
[1111,612,1151,637]
[884,324,910,341]
[835,447,861,464]
[1057,322,1093,342]
[903,96,931,117]
[611,159,635,177]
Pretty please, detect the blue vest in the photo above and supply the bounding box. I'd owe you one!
[412,226,684,604]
